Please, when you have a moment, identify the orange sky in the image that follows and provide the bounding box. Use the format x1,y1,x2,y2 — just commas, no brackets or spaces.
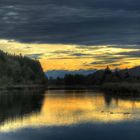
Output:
0,39,140,71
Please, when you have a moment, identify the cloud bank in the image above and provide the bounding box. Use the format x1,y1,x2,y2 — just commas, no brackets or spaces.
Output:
0,0,140,45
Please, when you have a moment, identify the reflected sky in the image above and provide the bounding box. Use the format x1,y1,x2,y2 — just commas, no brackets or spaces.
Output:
1,90,140,132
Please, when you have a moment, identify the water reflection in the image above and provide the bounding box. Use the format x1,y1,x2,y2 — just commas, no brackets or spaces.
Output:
0,89,45,131
0,90,140,132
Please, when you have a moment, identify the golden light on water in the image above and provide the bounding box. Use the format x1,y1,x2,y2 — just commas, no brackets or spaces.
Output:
0,39,140,71
1,92,140,132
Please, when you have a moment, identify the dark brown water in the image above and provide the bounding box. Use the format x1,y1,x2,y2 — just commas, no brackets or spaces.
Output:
0,90,140,140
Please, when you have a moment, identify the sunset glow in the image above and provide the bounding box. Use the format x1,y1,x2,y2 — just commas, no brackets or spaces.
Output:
0,40,140,71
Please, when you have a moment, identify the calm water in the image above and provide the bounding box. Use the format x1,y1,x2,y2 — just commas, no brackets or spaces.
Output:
0,90,140,140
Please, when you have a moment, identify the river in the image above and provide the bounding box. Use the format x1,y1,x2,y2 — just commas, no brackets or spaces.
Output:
0,89,140,140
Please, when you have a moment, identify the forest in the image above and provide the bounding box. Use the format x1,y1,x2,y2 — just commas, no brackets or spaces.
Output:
48,66,140,85
0,50,47,87
48,66,140,93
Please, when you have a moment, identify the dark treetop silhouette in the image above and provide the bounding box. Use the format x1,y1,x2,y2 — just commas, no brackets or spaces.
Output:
48,66,140,94
48,66,140,85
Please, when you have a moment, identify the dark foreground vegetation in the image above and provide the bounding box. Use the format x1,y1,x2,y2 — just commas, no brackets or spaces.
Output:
48,66,140,94
0,50,47,88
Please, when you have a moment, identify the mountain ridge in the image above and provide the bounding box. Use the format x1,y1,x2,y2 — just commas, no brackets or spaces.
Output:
46,69,96,79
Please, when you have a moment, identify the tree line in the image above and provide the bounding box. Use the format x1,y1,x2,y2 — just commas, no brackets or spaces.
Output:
48,66,140,86
0,50,47,86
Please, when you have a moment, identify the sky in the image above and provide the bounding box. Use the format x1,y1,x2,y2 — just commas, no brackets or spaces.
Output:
0,0,140,71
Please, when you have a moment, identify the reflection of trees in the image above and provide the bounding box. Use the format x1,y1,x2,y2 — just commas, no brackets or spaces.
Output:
103,94,112,106
0,89,45,124
103,92,140,108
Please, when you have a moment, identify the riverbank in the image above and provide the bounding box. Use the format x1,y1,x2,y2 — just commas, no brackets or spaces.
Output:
47,83,140,97
46,85,100,90
1,83,140,98
0,84,46,90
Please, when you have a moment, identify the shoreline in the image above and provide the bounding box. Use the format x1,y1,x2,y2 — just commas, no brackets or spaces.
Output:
0,85,46,90
46,85,100,90
0,83,140,97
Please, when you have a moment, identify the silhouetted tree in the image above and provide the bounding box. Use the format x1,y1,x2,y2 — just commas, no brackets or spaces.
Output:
100,66,112,84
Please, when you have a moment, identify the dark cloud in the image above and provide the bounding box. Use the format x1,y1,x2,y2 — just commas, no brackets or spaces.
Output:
25,53,43,59
51,50,73,55
95,58,121,64
51,50,94,58
108,45,140,49
75,45,104,50
0,0,140,46
117,50,140,57
71,53,91,57
84,55,126,66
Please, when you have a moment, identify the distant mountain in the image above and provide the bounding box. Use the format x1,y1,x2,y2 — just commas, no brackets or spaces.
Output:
128,66,140,77
118,66,140,77
46,66,140,80
46,69,96,79
47,66,140,86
